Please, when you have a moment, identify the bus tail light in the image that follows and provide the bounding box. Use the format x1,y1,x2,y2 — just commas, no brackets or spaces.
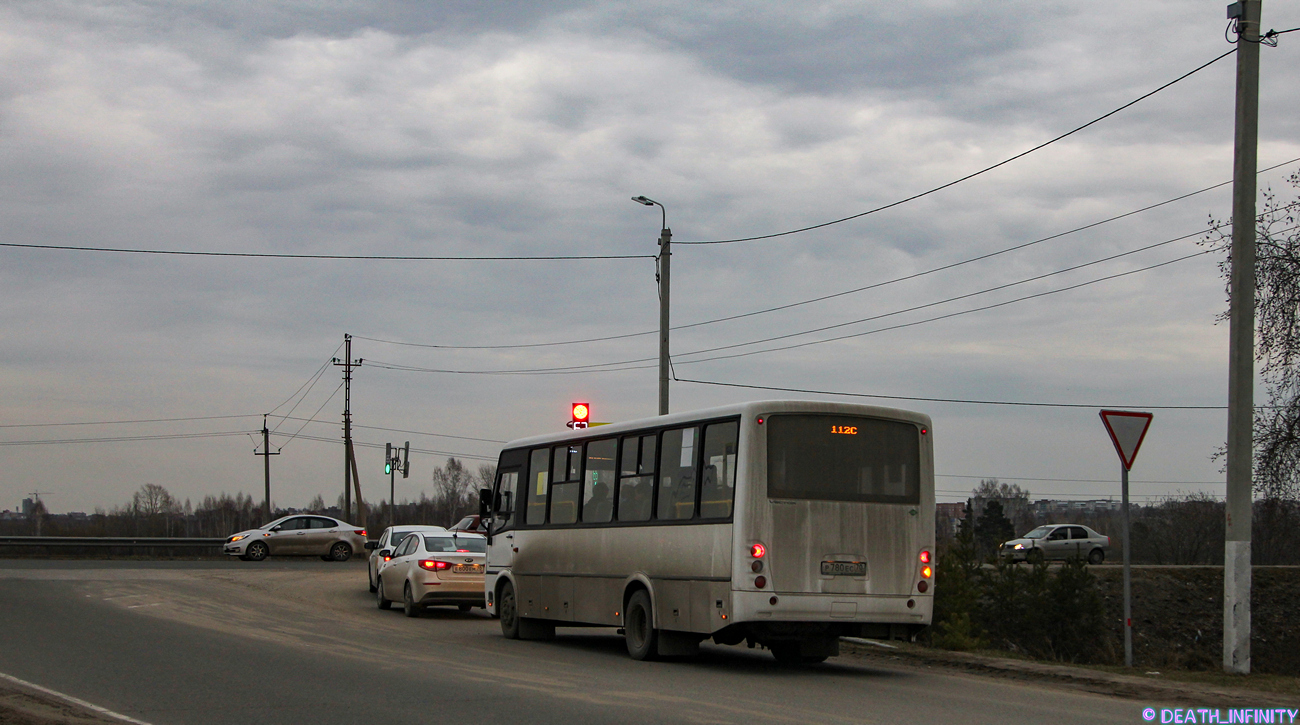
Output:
917,580,928,593
420,560,451,570
754,575,767,589
921,565,932,579
919,550,931,564
750,543,766,559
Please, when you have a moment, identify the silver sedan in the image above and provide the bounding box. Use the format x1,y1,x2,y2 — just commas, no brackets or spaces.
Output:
375,532,486,617
224,515,367,562
1001,524,1110,564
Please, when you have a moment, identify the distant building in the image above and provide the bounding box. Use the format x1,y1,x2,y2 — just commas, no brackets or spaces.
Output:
21,498,36,517
935,502,966,538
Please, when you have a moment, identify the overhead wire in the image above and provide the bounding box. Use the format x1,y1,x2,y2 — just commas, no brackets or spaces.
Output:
352,158,1300,353
366,235,1223,377
268,414,507,444
0,414,258,428
269,357,337,435
672,377,1225,410
676,48,1237,245
0,430,256,446
266,430,498,462
0,242,655,261
275,382,344,452
669,250,1215,367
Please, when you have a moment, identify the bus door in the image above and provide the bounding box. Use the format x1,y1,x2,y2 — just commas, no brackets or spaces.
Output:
488,466,520,572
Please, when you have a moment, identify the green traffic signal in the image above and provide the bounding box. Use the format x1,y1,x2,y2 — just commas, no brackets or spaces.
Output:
385,461,392,475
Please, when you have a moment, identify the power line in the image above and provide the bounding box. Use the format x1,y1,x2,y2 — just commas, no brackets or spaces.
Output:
267,430,498,462
671,250,1213,366
369,246,1213,377
352,158,1299,353
678,49,1237,245
269,356,338,435
0,414,258,429
275,382,344,452
269,414,507,444
0,430,255,446
0,242,654,261
673,377,1224,410
671,228,1244,362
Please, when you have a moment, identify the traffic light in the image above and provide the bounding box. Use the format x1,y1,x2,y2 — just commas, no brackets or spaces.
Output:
401,441,410,478
384,443,393,475
571,402,590,429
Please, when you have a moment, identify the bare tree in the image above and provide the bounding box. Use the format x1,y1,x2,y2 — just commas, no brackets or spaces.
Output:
1203,170,1300,498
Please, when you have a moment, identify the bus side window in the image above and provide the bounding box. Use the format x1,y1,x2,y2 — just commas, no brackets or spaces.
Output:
526,448,549,526
699,421,738,519
618,434,654,522
582,438,616,523
657,427,698,521
549,445,581,525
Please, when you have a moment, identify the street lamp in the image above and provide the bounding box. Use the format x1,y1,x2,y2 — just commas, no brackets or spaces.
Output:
632,196,671,415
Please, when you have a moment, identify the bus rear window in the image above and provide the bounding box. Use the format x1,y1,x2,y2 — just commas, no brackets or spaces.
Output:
767,414,920,504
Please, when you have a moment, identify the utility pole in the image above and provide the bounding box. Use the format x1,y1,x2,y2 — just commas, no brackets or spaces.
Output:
333,334,363,523
632,196,671,415
1224,0,1261,676
254,414,279,523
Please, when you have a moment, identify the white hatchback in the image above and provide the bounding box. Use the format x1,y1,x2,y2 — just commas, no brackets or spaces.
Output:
375,532,486,617
364,525,447,592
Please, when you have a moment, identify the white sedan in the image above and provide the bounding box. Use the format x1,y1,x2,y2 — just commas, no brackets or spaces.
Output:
375,532,486,617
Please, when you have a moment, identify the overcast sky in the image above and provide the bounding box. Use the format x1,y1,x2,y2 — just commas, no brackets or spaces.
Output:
3,0,1298,517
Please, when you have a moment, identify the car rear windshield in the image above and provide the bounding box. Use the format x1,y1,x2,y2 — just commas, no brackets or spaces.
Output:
767,414,921,504
424,536,486,553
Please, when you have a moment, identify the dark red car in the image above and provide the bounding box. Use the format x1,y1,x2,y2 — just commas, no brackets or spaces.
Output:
449,515,489,534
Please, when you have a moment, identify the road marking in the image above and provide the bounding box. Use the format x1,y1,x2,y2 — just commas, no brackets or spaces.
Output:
0,671,154,725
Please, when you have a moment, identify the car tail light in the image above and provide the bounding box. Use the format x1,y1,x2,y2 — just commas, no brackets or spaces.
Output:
919,551,931,564
419,560,451,570
355,529,366,537
383,556,392,562
750,543,766,559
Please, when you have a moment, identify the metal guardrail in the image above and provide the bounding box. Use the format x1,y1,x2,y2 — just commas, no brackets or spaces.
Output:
0,536,226,548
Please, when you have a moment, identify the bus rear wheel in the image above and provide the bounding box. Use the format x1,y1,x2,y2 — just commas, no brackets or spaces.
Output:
624,590,657,661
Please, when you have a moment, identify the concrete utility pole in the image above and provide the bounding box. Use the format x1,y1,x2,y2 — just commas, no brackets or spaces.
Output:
333,334,363,523
1224,0,1261,676
255,414,279,523
632,196,671,415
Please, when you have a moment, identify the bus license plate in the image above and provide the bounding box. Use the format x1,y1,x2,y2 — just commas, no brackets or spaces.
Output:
453,564,483,573
821,561,866,576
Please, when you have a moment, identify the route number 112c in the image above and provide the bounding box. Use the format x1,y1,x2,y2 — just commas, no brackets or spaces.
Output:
830,425,858,435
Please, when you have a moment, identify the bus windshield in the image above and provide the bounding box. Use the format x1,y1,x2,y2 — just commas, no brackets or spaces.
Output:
766,414,920,504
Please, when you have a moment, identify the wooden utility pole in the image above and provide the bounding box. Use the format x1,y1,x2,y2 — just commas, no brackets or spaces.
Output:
333,334,363,524
1224,0,1260,675
255,414,279,523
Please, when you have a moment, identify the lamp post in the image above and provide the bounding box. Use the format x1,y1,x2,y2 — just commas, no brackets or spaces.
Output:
632,196,670,415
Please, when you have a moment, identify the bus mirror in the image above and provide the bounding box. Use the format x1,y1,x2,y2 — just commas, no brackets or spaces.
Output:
478,488,491,518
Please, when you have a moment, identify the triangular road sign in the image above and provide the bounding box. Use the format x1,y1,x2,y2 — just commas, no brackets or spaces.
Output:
1099,409,1154,470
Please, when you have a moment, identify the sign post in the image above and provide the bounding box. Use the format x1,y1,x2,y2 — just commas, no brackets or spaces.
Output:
1099,409,1154,668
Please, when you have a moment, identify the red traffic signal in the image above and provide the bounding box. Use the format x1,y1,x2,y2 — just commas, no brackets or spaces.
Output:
570,402,590,429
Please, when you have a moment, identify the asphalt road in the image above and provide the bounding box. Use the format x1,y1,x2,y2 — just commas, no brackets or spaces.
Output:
0,558,1149,725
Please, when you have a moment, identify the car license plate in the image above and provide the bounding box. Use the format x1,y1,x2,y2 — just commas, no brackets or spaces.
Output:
452,564,482,573
821,561,866,576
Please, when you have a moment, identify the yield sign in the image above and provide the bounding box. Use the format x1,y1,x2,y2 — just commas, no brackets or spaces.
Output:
1099,410,1154,470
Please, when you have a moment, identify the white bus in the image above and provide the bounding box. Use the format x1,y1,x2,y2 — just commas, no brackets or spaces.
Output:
481,400,934,663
